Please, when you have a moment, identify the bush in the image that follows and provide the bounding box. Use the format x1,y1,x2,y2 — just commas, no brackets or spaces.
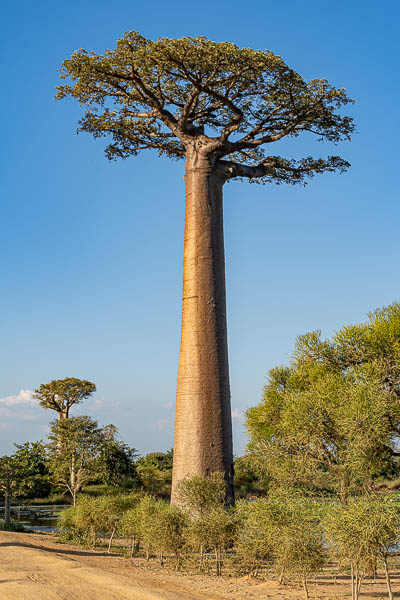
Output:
58,493,138,548
0,520,26,532
177,472,226,518
120,507,141,556
187,506,237,575
234,498,275,577
324,495,400,600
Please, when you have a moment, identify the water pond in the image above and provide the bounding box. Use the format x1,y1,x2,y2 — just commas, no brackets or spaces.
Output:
2,505,69,532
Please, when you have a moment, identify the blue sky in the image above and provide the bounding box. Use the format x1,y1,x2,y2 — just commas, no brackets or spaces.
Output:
1,0,399,456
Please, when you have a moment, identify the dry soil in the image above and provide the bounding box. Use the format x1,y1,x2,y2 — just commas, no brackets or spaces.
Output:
1,530,399,599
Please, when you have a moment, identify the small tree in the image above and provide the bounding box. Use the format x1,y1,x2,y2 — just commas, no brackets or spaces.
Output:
187,506,237,576
134,495,163,560
98,428,138,487
234,498,276,578
58,496,100,546
12,441,50,498
324,495,400,600
177,471,227,571
47,416,105,505
272,502,325,600
0,455,26,525
34,377,96,422
96,494,138,552
235,492,324,594
149,503,188,567
120,507,141,556
177,472,226,518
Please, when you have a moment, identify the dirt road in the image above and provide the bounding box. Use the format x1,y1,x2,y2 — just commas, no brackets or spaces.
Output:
0,531,220,600
1,530,399,599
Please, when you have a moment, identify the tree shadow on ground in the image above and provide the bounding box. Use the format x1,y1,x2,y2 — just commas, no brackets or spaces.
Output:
0,541,115,557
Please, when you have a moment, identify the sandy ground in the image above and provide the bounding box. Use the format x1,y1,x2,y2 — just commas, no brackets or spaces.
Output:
1,530,399,600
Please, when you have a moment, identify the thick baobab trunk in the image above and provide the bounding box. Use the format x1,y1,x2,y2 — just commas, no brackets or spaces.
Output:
171,151,234,505
58,409,69,422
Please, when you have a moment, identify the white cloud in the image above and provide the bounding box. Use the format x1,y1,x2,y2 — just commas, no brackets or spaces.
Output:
232,408,244,421
80,398,121,413
151,418,171,432
0,389,37,406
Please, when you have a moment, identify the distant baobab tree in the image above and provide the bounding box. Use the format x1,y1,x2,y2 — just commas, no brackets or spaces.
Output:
56,32,354,504
34,377,96,422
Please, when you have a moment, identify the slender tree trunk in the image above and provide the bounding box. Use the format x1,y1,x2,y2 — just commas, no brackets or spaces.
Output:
302,576,309,600
351,564,354,600
4,477,11,526
71,455,77,506
171,151,234,505
383,556,393,600
108,525,116,553
215,548,221,576
199,543,204,572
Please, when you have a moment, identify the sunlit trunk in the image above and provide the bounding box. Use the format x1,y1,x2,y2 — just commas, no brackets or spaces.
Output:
171,151,234,505
57,409,69,422
4,476,11,526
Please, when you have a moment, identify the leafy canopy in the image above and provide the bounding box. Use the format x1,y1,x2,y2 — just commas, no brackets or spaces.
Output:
47,415,106,501
34,377,96,416
57,31,354,184
246,303,400,498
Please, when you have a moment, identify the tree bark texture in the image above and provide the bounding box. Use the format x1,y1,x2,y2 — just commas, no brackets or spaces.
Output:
57,409,69,422
171,152,234,505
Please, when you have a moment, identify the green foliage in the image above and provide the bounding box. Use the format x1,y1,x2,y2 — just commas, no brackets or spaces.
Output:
135,451,173,495
233,455,269,497
12,441,50,498
58,505,84,544
119,507,141,555
270,492,325,598
98,427,138,487
323,495,400,600
187,507,237,575
234,490,325,591
136,450,173,471
134,495,165,560
246,303,400,499
0,520,27,532
324,496,399,566
58,493,138,546
0,454,31,499
34,377,96,418
234,498,276,576
47,416,106,504
57,32,354,185
140,499,188,566
177,472,226,518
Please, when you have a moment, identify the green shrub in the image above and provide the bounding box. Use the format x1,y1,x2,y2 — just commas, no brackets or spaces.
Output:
177,472,226,518
234,498,275,577
0,520,26,532
187,506,237,575
324,495,400,600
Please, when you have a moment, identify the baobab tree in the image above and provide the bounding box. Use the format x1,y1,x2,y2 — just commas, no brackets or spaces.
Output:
34,377,96,422
56,32,354,504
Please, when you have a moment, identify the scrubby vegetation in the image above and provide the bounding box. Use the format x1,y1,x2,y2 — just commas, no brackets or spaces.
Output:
3,303,400,599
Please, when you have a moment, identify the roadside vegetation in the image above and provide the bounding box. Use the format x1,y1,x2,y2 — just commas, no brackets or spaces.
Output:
2,303,400,599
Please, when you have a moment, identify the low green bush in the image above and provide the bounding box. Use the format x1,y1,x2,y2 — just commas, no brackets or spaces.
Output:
0,520,27,532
